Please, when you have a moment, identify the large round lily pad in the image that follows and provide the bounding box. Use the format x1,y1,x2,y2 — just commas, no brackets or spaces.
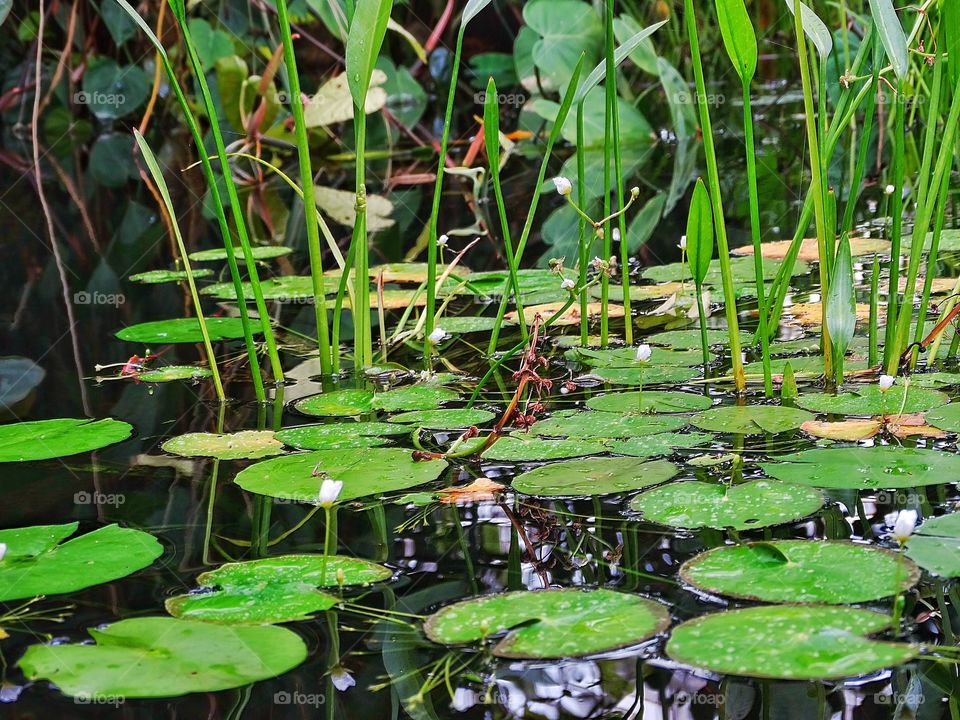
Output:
234,447,448,502
294,389,375,417
528,410,687,439
796,385,948,415
606,432,714,458
481,435,608,462
906,513,960,577
0,523,162,601
424,589,670,659
666,605,919,680
162,431,284,460
681,540,918,603
760,446,960,489
589,365,702,385
630,480,824,531
19,617,307,698
135,365,213,382
513,457,678,497
116,317,254,344
568,346,705,368
386,408,496,427
166,555,391,624
925,403,960,433
692,405,814,434
275,422,405,450
0,418,133,462
647,328,751,350
585,390,712,414
372,385,459,412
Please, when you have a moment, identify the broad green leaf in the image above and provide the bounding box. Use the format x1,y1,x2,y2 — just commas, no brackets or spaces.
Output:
826,233,857,360
643,256,806,286
715,0,757,81
786,0,833,59
19,617,307,697
567,346,705,368
685,178,713,286
528,409,688,439
586,390,712,414
186,18,234,69
345,0,393,107
162,431,284,460
513,457,677,497
667,606,919,680
574,19,667,102
523,0,603,90
692,405,814,434
923,402,960,433
0,418,132,462
81,58,150,119
613,15,659,74
869,0,909,78
907,514,960,577
425,589,670,659
116,317,253,344
796,384,948,415
0,523,162,601
462,0,493,25
681,540,918,603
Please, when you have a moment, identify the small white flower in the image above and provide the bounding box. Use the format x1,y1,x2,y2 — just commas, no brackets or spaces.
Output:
552,176,573,196
630,186,640,198
891,509,918,544
879,374,896,392
330,665,356,692
885,184,896,195
560,385,570,395
437,234,449,247
560,278,575,291
679,235,687,250
428,327,446,344
611,228,621,243
318,478,343,508
635,344,652,362
0,543,6,561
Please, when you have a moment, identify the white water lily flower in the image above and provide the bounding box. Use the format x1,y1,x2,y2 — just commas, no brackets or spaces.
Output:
552,176,573,196
318,478,344,508
0,543,6,561
437,234,449,247
330,665,356,692
879,374,896,392
679,235,687,250
428,327,446,344
560,278,575,291
891,509,919,544
635,344,652,362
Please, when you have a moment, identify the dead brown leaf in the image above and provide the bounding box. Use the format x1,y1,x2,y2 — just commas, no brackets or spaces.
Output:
437,478,506,504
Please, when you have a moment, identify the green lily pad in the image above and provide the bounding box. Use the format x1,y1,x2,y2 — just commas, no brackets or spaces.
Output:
528,409,688,439
513,457,677,497
275,422,405,450
424,589,670,659
910,372,960,388
906,514,960,577
482,435,608,462
642,256,808,285
294,389,375,417
166,555,391,624
464,268,559,300
666,605,919,680
760,446,960,489
441,316,499,334
135,365,213,382
128,269,213,284
386,408,496,427
202,276,314,301
606,432,714,458
235,447,448,502
681,540,918,603
162,431,284,460
630,480,825,531
648,328,751,350
567,346,705,368
587,282,689,302
586,390,712,414
925,403,960,433
116,317,254,344
189,245,292,262
19,617,307,698
589,365,702,385
0,418,133,462
796,385,948,415
692,405,815,434
372,385,459,412
0,523,162,601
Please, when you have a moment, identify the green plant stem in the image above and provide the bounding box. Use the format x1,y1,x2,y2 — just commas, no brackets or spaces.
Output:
577,102,589,346
841,55,879,235
352,108,373,368
275,0,333,375
683,0,745,391
882,77,907,373
696,284,709,367
870,255,880,366
913,169,952,366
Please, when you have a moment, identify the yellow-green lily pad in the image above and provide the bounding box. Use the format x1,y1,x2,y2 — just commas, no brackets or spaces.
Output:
513,457,678,497
162,431,284,460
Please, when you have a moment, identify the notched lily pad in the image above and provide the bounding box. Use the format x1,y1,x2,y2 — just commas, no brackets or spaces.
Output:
162,431,284,460
0,418,133,462
512,457,678,497
295,389,375,417
116,317,254,344
925,403,960,433
605,431,714,459
482,435,607,462
907,514,960,577
372,385,459,412
386,408,496,427
666,605,919,680
424,589,670,659
528,409,688,439
796,385,948,415
275,422,404,450
585,390,712,414
692,405,814,434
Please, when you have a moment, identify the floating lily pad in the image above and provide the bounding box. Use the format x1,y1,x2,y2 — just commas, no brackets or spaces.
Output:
760,446,960,489
424,589,670,659
19,617,307,698
642,256,806,285
372,385,459,412
588,282,686,302
666,605,919,680
235,447,448,502
482,435,608,462
202,276,315,301
586,390,712,414
567,346,705,368
925,403,960,433
906,514,960,577
440,316,499,334
505,301,624,326
162,431,284,460
692,405,814,434
630,480,824,531
528,409,688,439
116,317,254,344
796,385,948,415
733,236,890,262
189,245,292,262
294,389,375,417
166,555,391,624
911,372,960,388
386,408,496,427
589,365,702,385
647,328,750,349
135,365,213,382
465,269,562,300
0,418,133,462
606,431,714,458
0,523,162,601
129,269,213,284
681,540,918,603
275,422,405,450
513,457,678,497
